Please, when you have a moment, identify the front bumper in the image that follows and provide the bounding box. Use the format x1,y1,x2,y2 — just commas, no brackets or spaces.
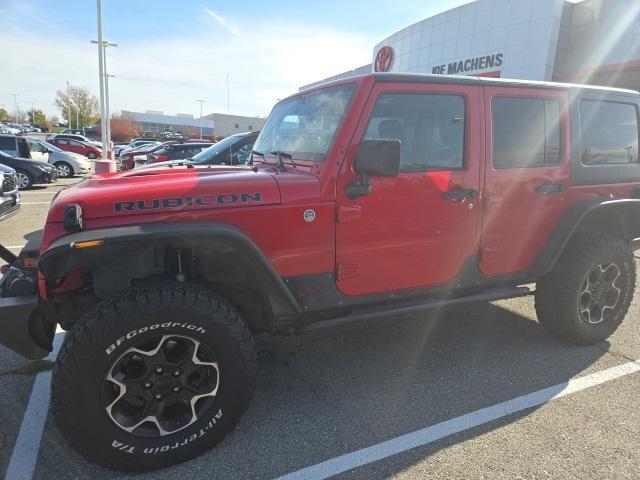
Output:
0,192,20,221
35,170,58,184
0,246,52,359
0,295,49,359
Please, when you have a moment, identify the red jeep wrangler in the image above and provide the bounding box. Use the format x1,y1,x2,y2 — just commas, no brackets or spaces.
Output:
1,73,639,471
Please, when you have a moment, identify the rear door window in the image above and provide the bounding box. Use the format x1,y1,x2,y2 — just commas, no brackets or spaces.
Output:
580,100,639,165
492,97,561,168
0,137,16,151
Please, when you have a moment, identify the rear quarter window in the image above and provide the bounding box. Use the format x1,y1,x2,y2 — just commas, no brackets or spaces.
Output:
579,100,639,165
492,97,561,169
0,137,16,151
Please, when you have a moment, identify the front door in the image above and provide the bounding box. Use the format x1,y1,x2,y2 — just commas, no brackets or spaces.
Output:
336,83,483,296
480,87,571,276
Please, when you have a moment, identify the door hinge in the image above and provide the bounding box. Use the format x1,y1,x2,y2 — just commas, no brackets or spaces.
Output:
337,263,359,281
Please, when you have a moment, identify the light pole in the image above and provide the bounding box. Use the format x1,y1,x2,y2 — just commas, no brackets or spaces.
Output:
91,39,117,156
196,99,206,139
10,93,18,123
28,102,35,125
94,0,108,170
71,88,80,130
66,81,72,128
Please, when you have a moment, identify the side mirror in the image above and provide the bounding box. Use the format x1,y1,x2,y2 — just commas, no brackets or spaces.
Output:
346,139,400,199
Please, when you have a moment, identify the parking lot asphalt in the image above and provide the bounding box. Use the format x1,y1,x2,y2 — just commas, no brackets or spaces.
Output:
1,176,640,479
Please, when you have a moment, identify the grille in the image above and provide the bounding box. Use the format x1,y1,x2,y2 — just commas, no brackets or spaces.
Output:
2,173,17,193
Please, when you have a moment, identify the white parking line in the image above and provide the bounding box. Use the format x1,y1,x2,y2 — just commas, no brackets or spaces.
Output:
275,360,640,480
4,246,24,250
21,202,52,205
5,331,65,480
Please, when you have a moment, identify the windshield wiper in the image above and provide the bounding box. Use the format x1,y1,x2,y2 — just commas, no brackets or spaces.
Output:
249,150,264,165
270,150,291,171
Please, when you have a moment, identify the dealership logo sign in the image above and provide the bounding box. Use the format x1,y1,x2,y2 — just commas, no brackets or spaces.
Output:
432,53,503,75
375,46,394,72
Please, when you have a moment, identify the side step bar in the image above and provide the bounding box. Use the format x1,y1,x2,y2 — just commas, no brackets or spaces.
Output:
300,286,532,333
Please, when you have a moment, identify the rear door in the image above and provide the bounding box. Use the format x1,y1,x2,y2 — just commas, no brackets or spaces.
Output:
68,140,86,155
480,87,571,276
335,82,483,296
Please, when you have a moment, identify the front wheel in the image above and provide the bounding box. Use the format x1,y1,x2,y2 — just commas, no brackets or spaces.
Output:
52,282,257,471
54,161,74,178
15,170,33,189
535,233,636,345
87,152,97,159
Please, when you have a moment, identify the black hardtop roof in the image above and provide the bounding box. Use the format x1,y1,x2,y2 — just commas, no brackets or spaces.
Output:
369,72,639,97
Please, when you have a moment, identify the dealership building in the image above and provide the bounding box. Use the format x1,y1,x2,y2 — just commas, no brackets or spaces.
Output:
121,110,266,138
304,0,640,90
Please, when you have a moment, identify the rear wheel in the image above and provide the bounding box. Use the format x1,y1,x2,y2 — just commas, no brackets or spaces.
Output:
15,170,33,189
535,233,635,345
54,161,74,178
87,151,98,159
52,282,257,471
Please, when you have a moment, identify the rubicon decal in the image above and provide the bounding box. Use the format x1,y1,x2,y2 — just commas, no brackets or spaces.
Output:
114,192,262,213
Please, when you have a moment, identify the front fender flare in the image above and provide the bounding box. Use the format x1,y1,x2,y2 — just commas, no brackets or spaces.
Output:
38,222,302,320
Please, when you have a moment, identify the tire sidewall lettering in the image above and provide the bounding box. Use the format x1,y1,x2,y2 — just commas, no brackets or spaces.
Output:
109,409,224,455
105,322,207,356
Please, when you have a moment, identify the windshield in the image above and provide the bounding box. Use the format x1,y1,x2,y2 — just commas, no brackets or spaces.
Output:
191,134,246,164
253,83,356,161
42,140,63,152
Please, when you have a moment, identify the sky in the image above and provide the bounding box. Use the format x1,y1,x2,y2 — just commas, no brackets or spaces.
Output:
0,0,473,120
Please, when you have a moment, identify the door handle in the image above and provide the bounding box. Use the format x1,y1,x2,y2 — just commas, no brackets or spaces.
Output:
443,189,479,201
535,183,565,194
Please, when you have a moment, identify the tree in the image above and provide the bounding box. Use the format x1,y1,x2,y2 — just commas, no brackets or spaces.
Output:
54,85,99,129
109,112,141,142
27,108,46,124
0,108,7,122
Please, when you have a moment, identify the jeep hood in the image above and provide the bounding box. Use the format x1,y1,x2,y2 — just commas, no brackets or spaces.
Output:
47,165,280,222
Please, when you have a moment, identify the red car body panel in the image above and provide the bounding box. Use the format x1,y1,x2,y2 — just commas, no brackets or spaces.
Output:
36,74,640,301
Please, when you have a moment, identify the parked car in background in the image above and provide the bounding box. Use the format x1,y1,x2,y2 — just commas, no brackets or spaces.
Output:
116,139,157,158
0,163,20,221
0,151,57,189
112,143,130,157
46,133,102,149
32,124,50,133
142,131,258,168
0,124,21,135
48,137,102,159
143,142,213,167
0,134,31,158
119,142,163,170
26,137,92,178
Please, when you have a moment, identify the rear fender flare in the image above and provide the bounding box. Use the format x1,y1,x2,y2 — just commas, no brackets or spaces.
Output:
530,199,640,276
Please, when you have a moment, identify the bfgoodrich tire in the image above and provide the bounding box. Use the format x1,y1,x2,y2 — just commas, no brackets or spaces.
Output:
52,282,257,471
535,233,636,345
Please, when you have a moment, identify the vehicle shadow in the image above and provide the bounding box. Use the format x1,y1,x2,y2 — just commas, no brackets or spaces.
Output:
33,298,610,479
22,229,43,251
